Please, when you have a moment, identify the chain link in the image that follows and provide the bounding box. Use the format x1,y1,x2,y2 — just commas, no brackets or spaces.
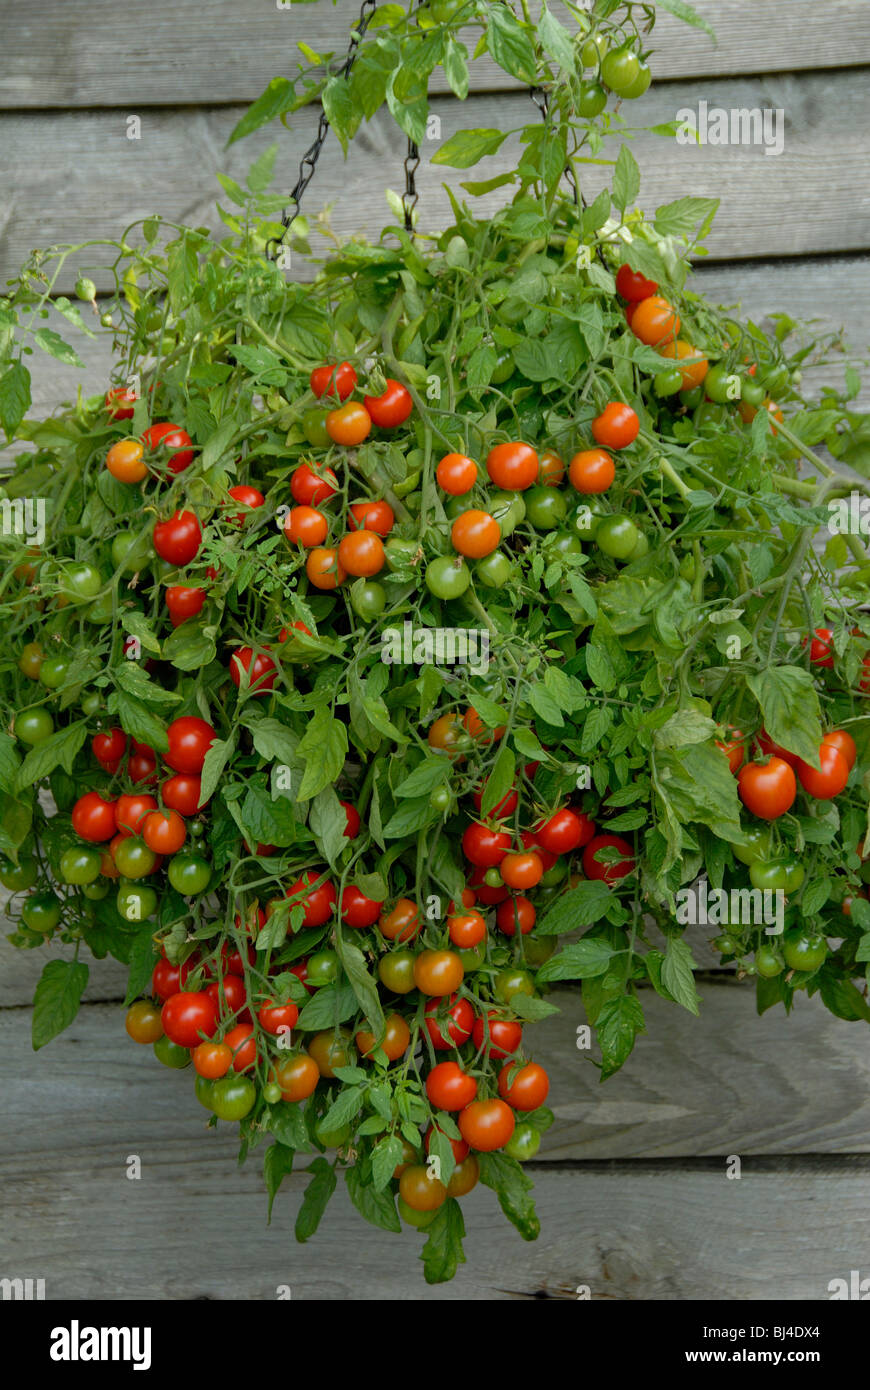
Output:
402,139,421,232
267,0,379,261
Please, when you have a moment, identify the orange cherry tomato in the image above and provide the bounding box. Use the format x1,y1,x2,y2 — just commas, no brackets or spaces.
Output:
378,897,421,943
658,339,709,390
193,1040,233,1079
464,707,506,743
486,441,539,491
451,509,501,559
413,949,465,997
568,447,614,494
306,547,346,590
326,401,372,446
337,529,385,577
591,402,639,450
356,1012,411,1060
348,500,394,535
436,453,479,495
538,450,565,486
499,852,544,890
631,295,680,346
106,438,147,483
271,1052,320,1102
142,808,187,855
284,505,328,547
448,910,487,948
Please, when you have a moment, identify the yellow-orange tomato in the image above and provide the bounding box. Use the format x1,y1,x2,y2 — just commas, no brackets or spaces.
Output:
356,1012,411,1060
306,547,346,590
631,295,681,346
193,1040,233,1078
538,450,565,486
427,713,468,758
106,438,147,483
658,339,709,390
499,851,544,890
399,1164,447,1212
447,1154,480,1196
270,1052,320,1101
378,897,421,943
413,948,464,997
568,448,614,494
284,505,328,547
451,509,501,559
326,401,372,446
464,706,505,742
337,529,385,576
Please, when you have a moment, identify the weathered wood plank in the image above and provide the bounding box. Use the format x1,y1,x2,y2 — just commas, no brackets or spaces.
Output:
2,987,869,1161
2,1124,868,1299
1,71,869,288
0,0,866,109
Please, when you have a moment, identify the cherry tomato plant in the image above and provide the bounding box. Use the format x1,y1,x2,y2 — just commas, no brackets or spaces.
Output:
1,0,869,1286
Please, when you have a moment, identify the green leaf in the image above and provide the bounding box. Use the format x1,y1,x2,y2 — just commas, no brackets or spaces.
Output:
109,692,170,754
486,5,537,83
199,736,235,807
246,142,278,193
297,707,347,800
335,931,384,1033
309,784,348,869
249,717,301,768
746,666,823,767
372,1134,406,1192
660,936,700,1015
654,195,719,239
596,994,645,1080
421,1199,467,1284
509,994,560,1021
526,682,564,728
33,328,85,368
537,881,615,935
431,129,508,170
393,758,449,799
459,171,515,197
481,743,515,818
345,1162,401,1233
381,796,434,839
612,145,641,213
120,610,161,655
443,38,469,99
0,731,22,795
538,6,576,74
167,236,198,315
32,960,89,1050
477,1152,540,1241
113,663,182,708
240,782,298,848
295,1157,336,1242
16,722,89,792
161,620,217,671
818,967,870,1023
295,982,359,1030
0,361,32,437
264,1141,296,1223
124,930,158,1006
269,1101,310,1151
321,75,356,154
537,938,616,981
655,0,717,40
228,77,294,146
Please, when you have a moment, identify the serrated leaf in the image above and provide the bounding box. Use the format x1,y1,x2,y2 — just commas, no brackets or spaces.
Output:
32,960,89,1050
295,1158,336,1242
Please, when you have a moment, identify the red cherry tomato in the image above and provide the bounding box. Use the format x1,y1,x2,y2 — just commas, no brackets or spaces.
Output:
804,626,834,668
495,895,536,936
165,585,206,628
341,884,384,928
363,379,413,428
310,361,357,401
142,422,194,475
582,833,636,883
165,716,217,774
424,994,474,1050
591,402,639,450
229,646,277,695
226,485,265,525
737,758,797,820
615,264,658,302
796,743,850,800
348,499,394,536
535,807,595,854
71,792,117,842
462,821,511,868
92,728,127,767
290,464,338,506
161,774,203,816
152,510,202,566
472,1012,522,1059
161,990,218,1047
286,871,336,927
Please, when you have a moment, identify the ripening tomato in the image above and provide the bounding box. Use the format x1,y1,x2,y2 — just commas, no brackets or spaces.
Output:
105,384,138,419
822,729,856,770
657,339,709,390
568,448,615,494
755,728,799,767
458,1098,515,1152
399,1165,447,1214
271,1052,320,1102
499,852,543,890
436,453,478,495
425,1061,477,1111
165,716,216,774
427,713,468,758
716,726,745,774
631,295,680,346
364,379,413,428
379,897,421,943
738,758,797,819
472,1013,522,1059
498,1061,549,1111
226,485,265,524
467,864,510,904
310,361,357,401
536,808,592,854
462,822,511,868
230,646,277,695
348,499,394,535
424,994,474,1050
451,509,501,559
142,808,186,855
286,871,336,927
538,450,565,486
341,884,384,928
463,707,506,743
796,743,850,800
337,529,385,577
106,438,147,483
161,774,202,816
495,895,536,936
582,833,636,883
486,441,539,491
165,585,206,628
152,511,202,566
72,792,117,842
125,1000,164,1044
414,948,464,997
307,1028,354,1079
193,1041,233,1079
448,910,487,948
591,402,639,450
161,990,218,1047
283,505,329,548
92,728,127,767
616,264,658,301
142,422,194,475
805,627,834,668
258,998,299,1035
306,547,346,590
326,401,372,445
290,464,338,506
356,1012,411,1061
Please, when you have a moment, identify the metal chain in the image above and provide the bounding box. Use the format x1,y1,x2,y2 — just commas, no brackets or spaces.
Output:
402,139,420,232
267,0,379,261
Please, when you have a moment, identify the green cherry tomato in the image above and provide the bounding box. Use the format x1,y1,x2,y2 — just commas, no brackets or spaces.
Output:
398,1195,439,1229
350,578,387,620
425,555,471,600
211,1074,257,1121
307,949,340,986
484,868,504,888
620,60,651,99
760,363,789,395
540,859,569,888
429,784,452,814
384,538,419,572
755,944,784,978
580,33,608,67
18,642,44,680
628,531,649,561
490,351,514,385
705,364,743,404
154,1035,192,1069
316,1117,353,1149
86,592,115,624
21,891,62,934
654,368,684,398
504,1122,541,1161
60,847,103,885
82,879,110,900
713,935,738,955
457,942,486,972
570,500,604,541
782,930,827,973
731,827,772,865
543,530,583,561
59,563,103,602
740,378,766,408
15,709,54,745
377,949,417,994
0,857,38,891
112,529,153,573
39,657,70,689
116,881,158,922
494,968,535,1005
167,853,212,895
694,401,729,431
679,386,704,411
524,485,568,531
601,46,640,94
595,514,639,560
749,860,789,892
489,491,526,539
783,861,805,893
475,550,513,589
81,692,102,718
195,1075,218,1111
522,935,556,966
263,1081,282,1105
302,407,331,449
577,81,607,117
112,837,158,879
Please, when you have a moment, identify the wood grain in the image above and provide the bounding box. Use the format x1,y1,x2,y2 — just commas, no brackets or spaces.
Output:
2,69,869,289
0,0,867,109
